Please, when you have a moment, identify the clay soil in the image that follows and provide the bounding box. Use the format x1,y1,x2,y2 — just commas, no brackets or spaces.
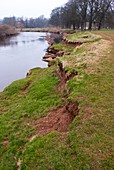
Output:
30,102,78,136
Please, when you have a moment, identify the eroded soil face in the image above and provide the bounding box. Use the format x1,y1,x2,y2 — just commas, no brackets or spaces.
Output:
30,102,79,136
30,42,80,137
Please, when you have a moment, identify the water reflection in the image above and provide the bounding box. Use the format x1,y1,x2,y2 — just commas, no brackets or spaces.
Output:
0,32,48,92
0,34,46,47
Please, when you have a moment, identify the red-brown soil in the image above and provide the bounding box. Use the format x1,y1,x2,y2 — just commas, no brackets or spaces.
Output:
30,48,79,137
30,102,79,136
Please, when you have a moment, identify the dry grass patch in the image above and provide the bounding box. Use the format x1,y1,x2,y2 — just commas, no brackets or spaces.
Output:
82,39,111,73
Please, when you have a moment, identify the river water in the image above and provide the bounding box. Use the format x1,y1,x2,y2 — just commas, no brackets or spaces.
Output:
0,32,48,92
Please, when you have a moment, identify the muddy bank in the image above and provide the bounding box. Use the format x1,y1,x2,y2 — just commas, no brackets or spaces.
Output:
29,61,79,137
43,46,64,63
28,32,80,137
43,36,83,65
34,50,79,135
30,103,79,136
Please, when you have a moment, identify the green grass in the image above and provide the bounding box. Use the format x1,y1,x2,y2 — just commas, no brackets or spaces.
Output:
66,32,101,43
0,31,114,170
21,132,92,170
0,66,62,169
52,43,74,53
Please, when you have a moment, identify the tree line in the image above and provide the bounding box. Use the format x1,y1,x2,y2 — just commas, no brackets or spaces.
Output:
0,0,114,30
49,0,114,30
1,15,48,28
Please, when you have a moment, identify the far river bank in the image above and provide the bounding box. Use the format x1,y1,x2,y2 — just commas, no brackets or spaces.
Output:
0,24,18,40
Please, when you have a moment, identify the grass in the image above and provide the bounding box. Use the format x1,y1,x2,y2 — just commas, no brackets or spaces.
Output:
66,31,101,43
21,132,92,170
0,66,62,169
0,30,114,169
51,43,74,54
19,28,75,34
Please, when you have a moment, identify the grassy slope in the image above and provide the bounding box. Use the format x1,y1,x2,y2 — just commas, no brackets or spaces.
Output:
0,31,114,170
66,31,101,43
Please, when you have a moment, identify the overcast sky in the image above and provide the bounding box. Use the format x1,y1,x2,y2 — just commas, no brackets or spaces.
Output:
0,0,67,19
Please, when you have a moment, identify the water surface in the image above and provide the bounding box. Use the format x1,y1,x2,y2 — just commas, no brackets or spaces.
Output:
0,32,48,92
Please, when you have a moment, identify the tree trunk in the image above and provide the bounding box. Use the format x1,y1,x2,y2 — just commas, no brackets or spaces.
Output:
88,18,92,30
73,23,75,30
98,18,103,30
88,9,93,30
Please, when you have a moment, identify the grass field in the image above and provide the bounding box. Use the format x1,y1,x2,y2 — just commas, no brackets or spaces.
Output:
0,30,114,170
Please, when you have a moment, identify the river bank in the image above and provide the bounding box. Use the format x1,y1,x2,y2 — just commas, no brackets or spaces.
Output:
19,27,76,34
0,24,18,40
0,30,114,169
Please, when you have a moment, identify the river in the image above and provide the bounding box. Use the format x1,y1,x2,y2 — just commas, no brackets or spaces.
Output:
0,32,49,92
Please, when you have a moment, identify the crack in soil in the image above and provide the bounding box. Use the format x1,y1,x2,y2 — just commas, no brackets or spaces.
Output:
29,47,79,139
29,62,79,138
30,103,79,136
54,62,78,94
22,80,32,93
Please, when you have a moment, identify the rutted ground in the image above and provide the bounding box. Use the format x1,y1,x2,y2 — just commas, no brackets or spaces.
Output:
0,31,114,170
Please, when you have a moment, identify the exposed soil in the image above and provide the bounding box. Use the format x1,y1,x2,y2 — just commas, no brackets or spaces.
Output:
54,62,67,94
29,40,79,138
55,62,78,94
29,61,79,137
43,46,64,62
3,140,9,146
43,38,83,63
30,102,79,136
22,80,32,93
63,39,83,47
